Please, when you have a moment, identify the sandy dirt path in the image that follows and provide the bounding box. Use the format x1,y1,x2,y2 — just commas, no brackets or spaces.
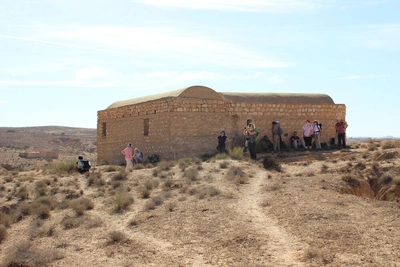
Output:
236,168,306,266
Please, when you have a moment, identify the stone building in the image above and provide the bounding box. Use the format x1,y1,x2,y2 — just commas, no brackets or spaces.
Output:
97,85,346,165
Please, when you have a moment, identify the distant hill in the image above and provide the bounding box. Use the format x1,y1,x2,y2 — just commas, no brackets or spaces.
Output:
0,126,97,170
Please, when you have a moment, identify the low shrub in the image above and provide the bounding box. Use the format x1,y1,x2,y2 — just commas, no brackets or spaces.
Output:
70,197,94,216
184,167,199,181
112,171,127,181
16,186,29,200
108,230,126,244
138,186,151,199
229,147,244,160
219,161,229,169
104,165,119,172
262,157,282,172
49,161,76,174
165,201,177,212
113,192,134,213
2,240,64,267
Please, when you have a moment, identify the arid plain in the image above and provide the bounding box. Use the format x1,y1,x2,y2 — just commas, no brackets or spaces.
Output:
1,127,400,267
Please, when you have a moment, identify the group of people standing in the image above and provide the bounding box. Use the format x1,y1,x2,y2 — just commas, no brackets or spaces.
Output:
290,118,348,150
291,120,322,150
216,117,349,162
121,144,143,171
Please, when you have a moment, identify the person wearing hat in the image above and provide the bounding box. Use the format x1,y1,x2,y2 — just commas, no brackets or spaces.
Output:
244,123,258,161
303,120,314,150
313,120,322,150
217,130,228,153
121,143,133,171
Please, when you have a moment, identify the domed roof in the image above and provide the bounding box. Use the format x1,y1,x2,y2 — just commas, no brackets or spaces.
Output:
107,85,223,109
106,85,335,109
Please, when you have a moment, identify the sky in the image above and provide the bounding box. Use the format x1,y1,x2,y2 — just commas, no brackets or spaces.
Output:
0,0,399,138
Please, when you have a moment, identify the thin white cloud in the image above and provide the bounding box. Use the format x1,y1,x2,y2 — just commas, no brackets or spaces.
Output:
0,80,133,88
134,0,322,13
0,34,137,57
0,71,266,88
1,26,294,69
338,74,392,80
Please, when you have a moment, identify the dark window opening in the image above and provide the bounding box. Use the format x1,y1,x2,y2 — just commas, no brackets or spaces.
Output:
246,119,253,126
144,118,149,136
102,122,107,137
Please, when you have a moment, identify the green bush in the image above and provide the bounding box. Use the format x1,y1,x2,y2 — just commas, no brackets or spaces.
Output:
229,147,244,160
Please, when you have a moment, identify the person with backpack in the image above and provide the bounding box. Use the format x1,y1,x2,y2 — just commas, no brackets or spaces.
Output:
303,120,314,150
271,121,280,153
313,120,322,150
133,148,143,164
76,156,91,174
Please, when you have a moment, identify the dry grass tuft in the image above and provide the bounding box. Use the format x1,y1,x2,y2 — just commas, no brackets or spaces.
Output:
104,165,119,172
16,186,29,200
342,175,360,187
29,219,56,238
184,167,199,181
138,186,151,199
374,151,399,161
113,191,134,213
87,172,106,187
162,178,174,191
226,166,248,184
165,200,177,212
382,140,400,149
112,171,127,181
229,147,244,160
61,216,85,229
3,240,64,267
70,197,94,216
262,157,282,172
219,161,229,169
107,230,126,244
133,163,145,170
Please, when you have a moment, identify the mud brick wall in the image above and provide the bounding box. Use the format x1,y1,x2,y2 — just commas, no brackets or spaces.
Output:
98,97,346,165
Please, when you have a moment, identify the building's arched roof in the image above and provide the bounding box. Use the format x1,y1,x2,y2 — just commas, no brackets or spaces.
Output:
220,92,334,104
107,86,334,109
107,85,223,109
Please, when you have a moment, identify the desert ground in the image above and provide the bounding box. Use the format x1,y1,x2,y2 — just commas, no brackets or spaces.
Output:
1,127,400,267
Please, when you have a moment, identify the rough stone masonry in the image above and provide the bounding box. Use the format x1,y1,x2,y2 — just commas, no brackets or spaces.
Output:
97,86,346,165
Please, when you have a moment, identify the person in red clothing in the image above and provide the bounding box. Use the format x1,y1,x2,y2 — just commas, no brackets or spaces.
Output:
121,143,133,171
335,119,348,148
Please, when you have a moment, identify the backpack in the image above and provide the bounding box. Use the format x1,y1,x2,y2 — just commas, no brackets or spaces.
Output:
318,123,322,130
277,125,283,136
148,154,159,163
255,127,260,140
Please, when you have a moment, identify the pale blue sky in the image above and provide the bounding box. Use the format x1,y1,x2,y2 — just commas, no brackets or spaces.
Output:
0,0,399,137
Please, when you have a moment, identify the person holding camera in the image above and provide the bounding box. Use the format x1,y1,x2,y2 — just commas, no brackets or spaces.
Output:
243,123,257,161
